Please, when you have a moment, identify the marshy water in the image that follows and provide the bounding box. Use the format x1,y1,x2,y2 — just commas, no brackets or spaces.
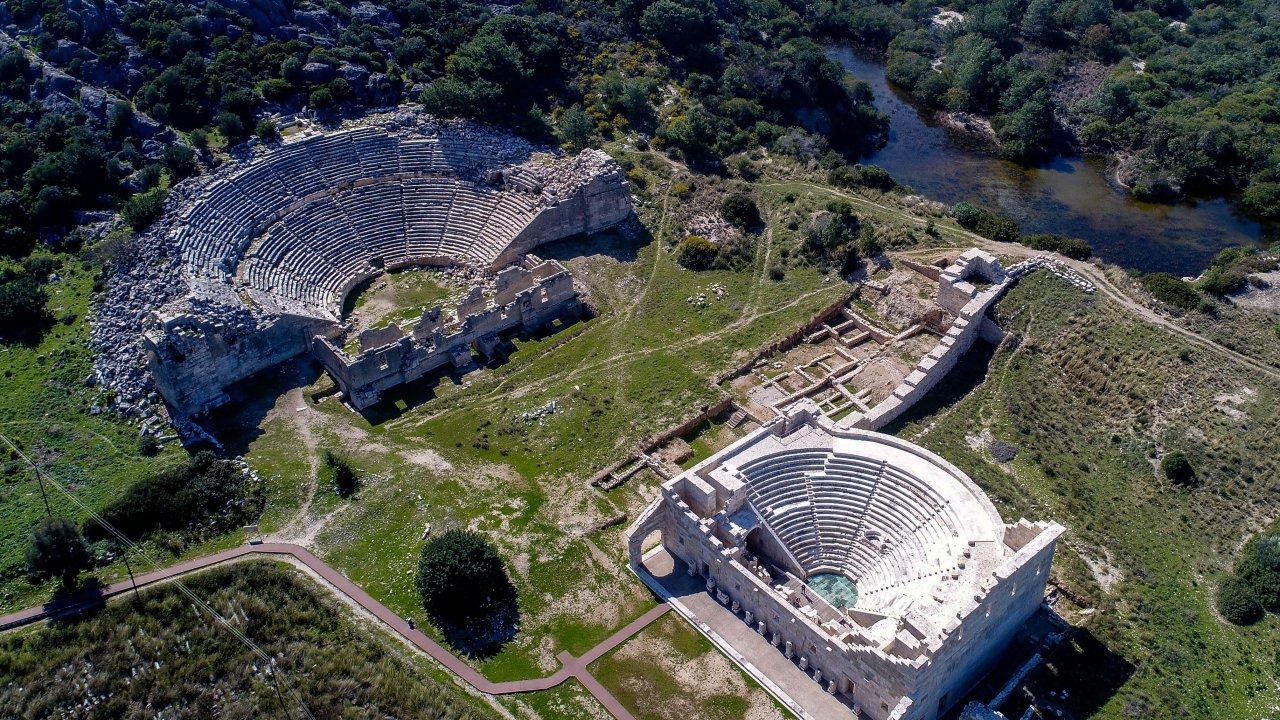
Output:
832,49,1274,276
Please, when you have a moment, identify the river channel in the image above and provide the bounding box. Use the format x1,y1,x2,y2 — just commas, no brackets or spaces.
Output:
832,49,1274,275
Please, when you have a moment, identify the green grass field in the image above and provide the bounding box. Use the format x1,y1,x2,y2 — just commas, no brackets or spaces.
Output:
589,612,788,720
6,148,1279,720
0,256,191,611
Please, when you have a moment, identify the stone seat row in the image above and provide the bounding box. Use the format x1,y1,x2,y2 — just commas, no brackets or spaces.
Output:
234,180,543,306
179,129,526,274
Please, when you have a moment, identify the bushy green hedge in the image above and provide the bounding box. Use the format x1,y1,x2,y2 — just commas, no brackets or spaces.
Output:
1218,575,1264,625
951,201,1020,244
1139,273,1200,311
120,188,169,231
1022,233,1092,260
676,235,718,270
91,451,258,542
1219,533,1280,625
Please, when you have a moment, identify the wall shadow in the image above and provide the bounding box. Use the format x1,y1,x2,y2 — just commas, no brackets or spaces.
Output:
536,223,650,265
879,338,998,435
943,613,1133,719
1021,626,1136,718
201,357,325,457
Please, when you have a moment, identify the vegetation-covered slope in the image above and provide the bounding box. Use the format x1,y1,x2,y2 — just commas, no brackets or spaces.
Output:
0,560,499,719
862,0,1280,210
894,270,1280,717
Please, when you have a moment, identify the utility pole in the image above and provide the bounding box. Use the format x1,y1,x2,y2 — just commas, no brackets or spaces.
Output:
268,664,294,720
0,433,52,517
120,546,140,605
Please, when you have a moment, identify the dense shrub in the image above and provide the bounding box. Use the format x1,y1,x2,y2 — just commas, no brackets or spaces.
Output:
1139,273,1200,311
1237,535,1280,612
1160,451,1195,486
0,274,51,341
91,451,256,542
803,205,863,274
719,194,760,231
1196,247,1277,296
1218,533,1280,625
951,202,1020,243
1218,575,1264,625
120,188,169,231
1022,233,1092,260
1241,183,1280,220
416,530,518,653
25,517,91,586
676,235,718,270
321,450,359,498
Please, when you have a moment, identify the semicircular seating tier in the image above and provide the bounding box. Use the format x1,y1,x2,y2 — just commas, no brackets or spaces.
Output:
171,125,627,318
732,433,1002,613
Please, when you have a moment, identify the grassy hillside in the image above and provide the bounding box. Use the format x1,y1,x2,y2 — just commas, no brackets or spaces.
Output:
893,270,1280,718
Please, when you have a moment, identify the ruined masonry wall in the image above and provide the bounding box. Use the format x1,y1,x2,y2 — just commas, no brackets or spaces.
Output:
843,251,1010,432
493,173,633,267
145,313,338,416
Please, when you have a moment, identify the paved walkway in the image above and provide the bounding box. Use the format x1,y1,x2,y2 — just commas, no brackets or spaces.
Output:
637,547,861,720
0,542,668,720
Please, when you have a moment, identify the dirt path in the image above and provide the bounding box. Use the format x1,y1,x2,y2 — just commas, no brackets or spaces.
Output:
265,389,325,544
0,542,669,720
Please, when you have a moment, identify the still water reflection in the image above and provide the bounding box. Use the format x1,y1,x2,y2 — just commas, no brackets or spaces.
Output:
831,49,1273,275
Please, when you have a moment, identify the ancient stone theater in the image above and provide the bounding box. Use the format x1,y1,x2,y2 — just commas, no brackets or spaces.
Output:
629,405,1063,720
92,112,631,419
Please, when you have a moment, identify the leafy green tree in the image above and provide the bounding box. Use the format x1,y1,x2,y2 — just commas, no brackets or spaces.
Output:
555,105,593,153
321,450,359,498
216,112,246,145
1218,575,1263,625
162,144,197,179
415,530,517,639
1021,0,1062,44
943,34,1004,113
676,235,717,270
255,118,280,143
1237,535,1280,612
25,517,91,587
1241,182,1280,220
1160,451,1195,485
121,188,168,231
0,274,50,340
640,0,718,51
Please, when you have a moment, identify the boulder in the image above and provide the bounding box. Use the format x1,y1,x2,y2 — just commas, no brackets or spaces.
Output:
78,84,111,122
102,0,125,26
351,1,396,26
41,91,79,115
47,39,82,65
40,67,79,97
79,58,124,88
207,0,289,33
295,7,336,34
366,72,401,107
338,62,370,89
78,1,109,39
129,112,164,139
302,62,334,84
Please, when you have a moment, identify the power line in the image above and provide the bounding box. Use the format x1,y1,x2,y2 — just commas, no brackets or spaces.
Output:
1,432,316,720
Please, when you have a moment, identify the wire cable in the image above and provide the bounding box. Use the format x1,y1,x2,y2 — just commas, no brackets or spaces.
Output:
1,432,317,720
